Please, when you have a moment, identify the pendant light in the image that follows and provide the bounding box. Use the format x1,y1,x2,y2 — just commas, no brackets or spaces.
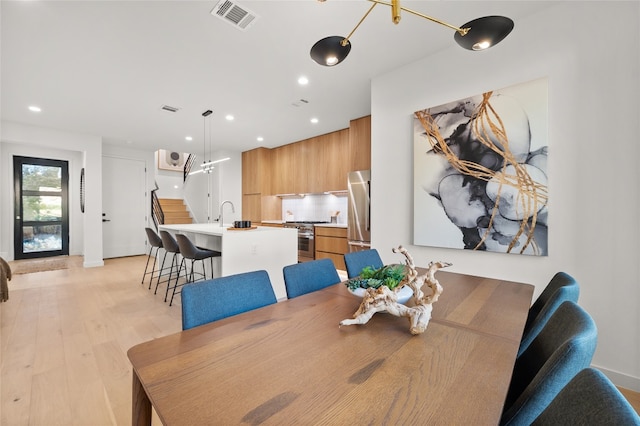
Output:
189,109,230,175
310,0,514,66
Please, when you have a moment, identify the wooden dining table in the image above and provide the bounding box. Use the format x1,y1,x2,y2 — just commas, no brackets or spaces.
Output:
127,270,533,425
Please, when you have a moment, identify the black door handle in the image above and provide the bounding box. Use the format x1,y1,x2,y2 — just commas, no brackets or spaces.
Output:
102,219,111,222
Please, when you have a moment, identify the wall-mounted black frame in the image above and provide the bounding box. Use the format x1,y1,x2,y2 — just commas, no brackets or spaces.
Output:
80,167,85,213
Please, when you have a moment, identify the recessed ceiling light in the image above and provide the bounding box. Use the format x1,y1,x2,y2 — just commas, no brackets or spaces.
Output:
257,136,264,142
310,118,319,124
298,76,309,85
225,114,234,121
185,136,193,141
28,106,41,112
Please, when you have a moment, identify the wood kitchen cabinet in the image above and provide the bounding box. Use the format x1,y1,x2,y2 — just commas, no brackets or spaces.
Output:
348,115,371,172
242,148,271,194
271,142,308,195
242,193,262,223
243,114,370,198
260,222,283,228
315,226,348,271
242,148,280,222
242,192,281,223
308,129,349,193
275,128,350,195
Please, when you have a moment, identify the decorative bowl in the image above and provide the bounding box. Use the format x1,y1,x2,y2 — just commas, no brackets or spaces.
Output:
347,285,414,305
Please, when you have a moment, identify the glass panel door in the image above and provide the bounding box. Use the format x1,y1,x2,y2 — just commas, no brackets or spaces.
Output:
13,156,69,259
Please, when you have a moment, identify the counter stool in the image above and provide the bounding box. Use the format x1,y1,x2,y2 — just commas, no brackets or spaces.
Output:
142,228,163,288
170,233,221,306
156,231,182,302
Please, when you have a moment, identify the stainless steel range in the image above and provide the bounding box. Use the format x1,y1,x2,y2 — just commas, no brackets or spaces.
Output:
283,221,329,263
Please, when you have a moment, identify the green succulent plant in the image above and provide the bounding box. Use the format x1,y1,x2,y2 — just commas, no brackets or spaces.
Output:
345,264,407,291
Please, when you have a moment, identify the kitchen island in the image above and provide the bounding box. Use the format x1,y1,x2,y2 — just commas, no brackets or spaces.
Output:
158,224,297,300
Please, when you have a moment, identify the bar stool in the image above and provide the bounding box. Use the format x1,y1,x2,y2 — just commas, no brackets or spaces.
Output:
142,228,163,288
156,231,182,302
170,233,221,306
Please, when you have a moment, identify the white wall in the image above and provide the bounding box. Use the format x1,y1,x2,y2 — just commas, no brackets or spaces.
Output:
153,150,195,200
0,124,245,264
1,141,84,256
183,168,210,223
371,1,640,389
1,121,104,267
182,150,242,225
213,150,242,226
102,143,156,230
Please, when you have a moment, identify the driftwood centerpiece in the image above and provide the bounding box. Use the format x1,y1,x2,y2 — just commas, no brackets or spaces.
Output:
340,246,451,335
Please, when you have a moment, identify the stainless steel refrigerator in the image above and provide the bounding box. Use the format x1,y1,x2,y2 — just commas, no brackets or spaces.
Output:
347,170,371,252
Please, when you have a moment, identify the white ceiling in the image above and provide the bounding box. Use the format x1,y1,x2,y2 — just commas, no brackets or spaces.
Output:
1,1,554,155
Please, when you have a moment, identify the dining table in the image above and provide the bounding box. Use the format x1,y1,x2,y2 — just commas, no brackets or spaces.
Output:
127,270,534,425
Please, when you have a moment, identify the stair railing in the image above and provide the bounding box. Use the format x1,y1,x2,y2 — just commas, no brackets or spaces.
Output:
151,182,164,230
184,154,197,182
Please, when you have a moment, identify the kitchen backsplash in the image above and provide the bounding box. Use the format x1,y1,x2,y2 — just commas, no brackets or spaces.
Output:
282,194,348,224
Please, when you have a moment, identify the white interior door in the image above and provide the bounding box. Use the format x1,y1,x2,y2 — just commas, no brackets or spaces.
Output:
102,156,146,258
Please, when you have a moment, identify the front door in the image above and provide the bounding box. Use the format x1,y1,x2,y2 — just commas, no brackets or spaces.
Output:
13,156,69,259
102,156,147,258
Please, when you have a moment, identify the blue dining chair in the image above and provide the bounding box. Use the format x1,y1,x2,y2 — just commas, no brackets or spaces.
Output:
500,301,598,426
531,368,640,425
343,249,384,279
525,272,579,330
518,272,580,356
283,258,340,299
181,270,277,330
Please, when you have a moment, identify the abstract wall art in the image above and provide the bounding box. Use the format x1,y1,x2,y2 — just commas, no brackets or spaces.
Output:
413,78,548,256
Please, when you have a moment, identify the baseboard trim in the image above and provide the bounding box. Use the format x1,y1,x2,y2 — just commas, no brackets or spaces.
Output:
594,364,640,391
83,260,105,268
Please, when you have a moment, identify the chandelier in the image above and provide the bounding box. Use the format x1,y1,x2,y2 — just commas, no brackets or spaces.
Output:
189,109,230,175
310,0,514,66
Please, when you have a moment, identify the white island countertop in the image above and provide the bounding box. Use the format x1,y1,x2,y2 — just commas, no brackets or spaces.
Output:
160,223,291,235
159,224,297,300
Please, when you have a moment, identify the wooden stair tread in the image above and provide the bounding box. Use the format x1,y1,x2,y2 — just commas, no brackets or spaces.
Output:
164,218,193,224
162,206,189,212
158,198,192,224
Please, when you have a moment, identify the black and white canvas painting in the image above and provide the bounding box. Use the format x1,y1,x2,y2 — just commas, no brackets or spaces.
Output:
413,78,548,256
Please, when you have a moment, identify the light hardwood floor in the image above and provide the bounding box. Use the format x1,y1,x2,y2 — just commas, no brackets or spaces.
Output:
2,255,639,425
1,255,181,425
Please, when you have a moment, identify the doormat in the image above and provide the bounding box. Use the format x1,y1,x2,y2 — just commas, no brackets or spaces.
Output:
10,257,69,275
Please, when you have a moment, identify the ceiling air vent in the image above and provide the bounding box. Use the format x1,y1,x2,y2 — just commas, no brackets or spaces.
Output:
160,105,180,113
211,0,259,31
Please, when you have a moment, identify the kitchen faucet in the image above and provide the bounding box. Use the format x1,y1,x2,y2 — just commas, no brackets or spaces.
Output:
219,200,235,227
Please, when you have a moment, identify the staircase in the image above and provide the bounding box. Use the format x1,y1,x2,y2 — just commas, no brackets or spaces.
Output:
158,198,193,224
